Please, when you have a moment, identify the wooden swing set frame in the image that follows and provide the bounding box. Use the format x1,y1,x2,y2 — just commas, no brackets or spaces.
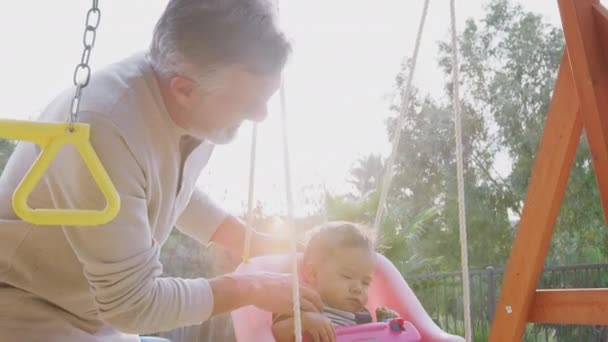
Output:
489,0,608,340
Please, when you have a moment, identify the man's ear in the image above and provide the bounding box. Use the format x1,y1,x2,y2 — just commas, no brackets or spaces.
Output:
169,76,199,111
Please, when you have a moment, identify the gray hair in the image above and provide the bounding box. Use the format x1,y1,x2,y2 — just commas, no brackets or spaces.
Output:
149,0,291,87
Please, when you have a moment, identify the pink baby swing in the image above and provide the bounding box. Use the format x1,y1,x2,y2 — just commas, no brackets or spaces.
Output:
231,253,464,341
231,0,470,341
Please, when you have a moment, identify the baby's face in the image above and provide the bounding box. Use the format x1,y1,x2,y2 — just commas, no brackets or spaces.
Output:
309,246,375,312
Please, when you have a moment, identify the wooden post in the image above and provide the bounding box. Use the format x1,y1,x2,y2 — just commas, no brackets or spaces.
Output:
488,52,582,341
560,0,608,222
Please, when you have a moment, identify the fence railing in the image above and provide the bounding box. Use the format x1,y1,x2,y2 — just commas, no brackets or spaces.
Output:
405,263,608,341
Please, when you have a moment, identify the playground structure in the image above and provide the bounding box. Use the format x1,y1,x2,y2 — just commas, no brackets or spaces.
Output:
231,253,463,341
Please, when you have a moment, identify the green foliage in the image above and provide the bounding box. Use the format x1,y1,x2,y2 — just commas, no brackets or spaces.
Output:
159,229,210,278
439,0,564,212
440,0,607,265
383,207,444,275
348,154,384,197
374,16,518,270
0,139,15,174
327,0,608,274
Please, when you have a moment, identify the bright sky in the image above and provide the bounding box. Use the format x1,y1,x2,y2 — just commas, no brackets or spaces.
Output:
0,1,563,217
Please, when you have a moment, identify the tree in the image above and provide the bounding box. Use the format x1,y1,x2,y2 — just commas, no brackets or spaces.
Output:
442,0,607,265
378,55,515,271
348,154,384,197
331,0,583,272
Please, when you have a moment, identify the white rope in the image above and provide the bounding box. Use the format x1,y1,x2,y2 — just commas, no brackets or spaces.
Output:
242,124,258,263
373,0,431,232
279,84,303,342
271,0,302,338
236,0,301,338
449,1,472,340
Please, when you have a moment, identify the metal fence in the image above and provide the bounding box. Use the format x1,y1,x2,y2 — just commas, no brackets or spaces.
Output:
405,263,608,341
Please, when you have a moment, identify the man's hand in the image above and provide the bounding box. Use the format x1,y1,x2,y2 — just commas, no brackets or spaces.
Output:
249,272,324,315
303,312,336,342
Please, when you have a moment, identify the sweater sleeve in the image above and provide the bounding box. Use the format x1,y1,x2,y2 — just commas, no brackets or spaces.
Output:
44,112,214,334
175,188,227,245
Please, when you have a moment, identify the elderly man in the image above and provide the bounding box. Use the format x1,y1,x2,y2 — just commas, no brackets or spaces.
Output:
0,0,322,341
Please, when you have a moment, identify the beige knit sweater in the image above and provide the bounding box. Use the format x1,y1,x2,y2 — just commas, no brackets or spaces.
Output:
0,53,227,341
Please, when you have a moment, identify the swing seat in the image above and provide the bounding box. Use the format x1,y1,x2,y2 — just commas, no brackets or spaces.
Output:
230,253,464,342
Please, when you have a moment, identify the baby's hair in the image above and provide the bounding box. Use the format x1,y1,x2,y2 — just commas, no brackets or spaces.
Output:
303,221,376,265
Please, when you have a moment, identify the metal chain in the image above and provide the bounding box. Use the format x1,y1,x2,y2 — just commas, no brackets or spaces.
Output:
69,0,101,131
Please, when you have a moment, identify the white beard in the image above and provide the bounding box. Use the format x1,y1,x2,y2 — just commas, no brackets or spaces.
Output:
204,125,241,145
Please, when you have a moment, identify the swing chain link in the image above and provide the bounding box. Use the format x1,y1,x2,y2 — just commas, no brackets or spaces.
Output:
69,0,100,132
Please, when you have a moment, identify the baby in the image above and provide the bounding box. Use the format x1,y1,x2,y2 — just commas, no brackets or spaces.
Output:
272,221,398,342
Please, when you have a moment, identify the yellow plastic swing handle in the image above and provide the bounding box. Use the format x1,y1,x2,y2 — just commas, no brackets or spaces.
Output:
0,119,120,226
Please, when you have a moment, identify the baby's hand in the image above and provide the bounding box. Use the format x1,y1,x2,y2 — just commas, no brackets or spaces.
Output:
376,306,400,321
302,312,336,342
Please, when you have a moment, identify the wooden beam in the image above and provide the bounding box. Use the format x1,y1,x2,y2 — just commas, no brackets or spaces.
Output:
529,289,608,325
559,0,608,223
592,3,608,65
488,53,582,341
